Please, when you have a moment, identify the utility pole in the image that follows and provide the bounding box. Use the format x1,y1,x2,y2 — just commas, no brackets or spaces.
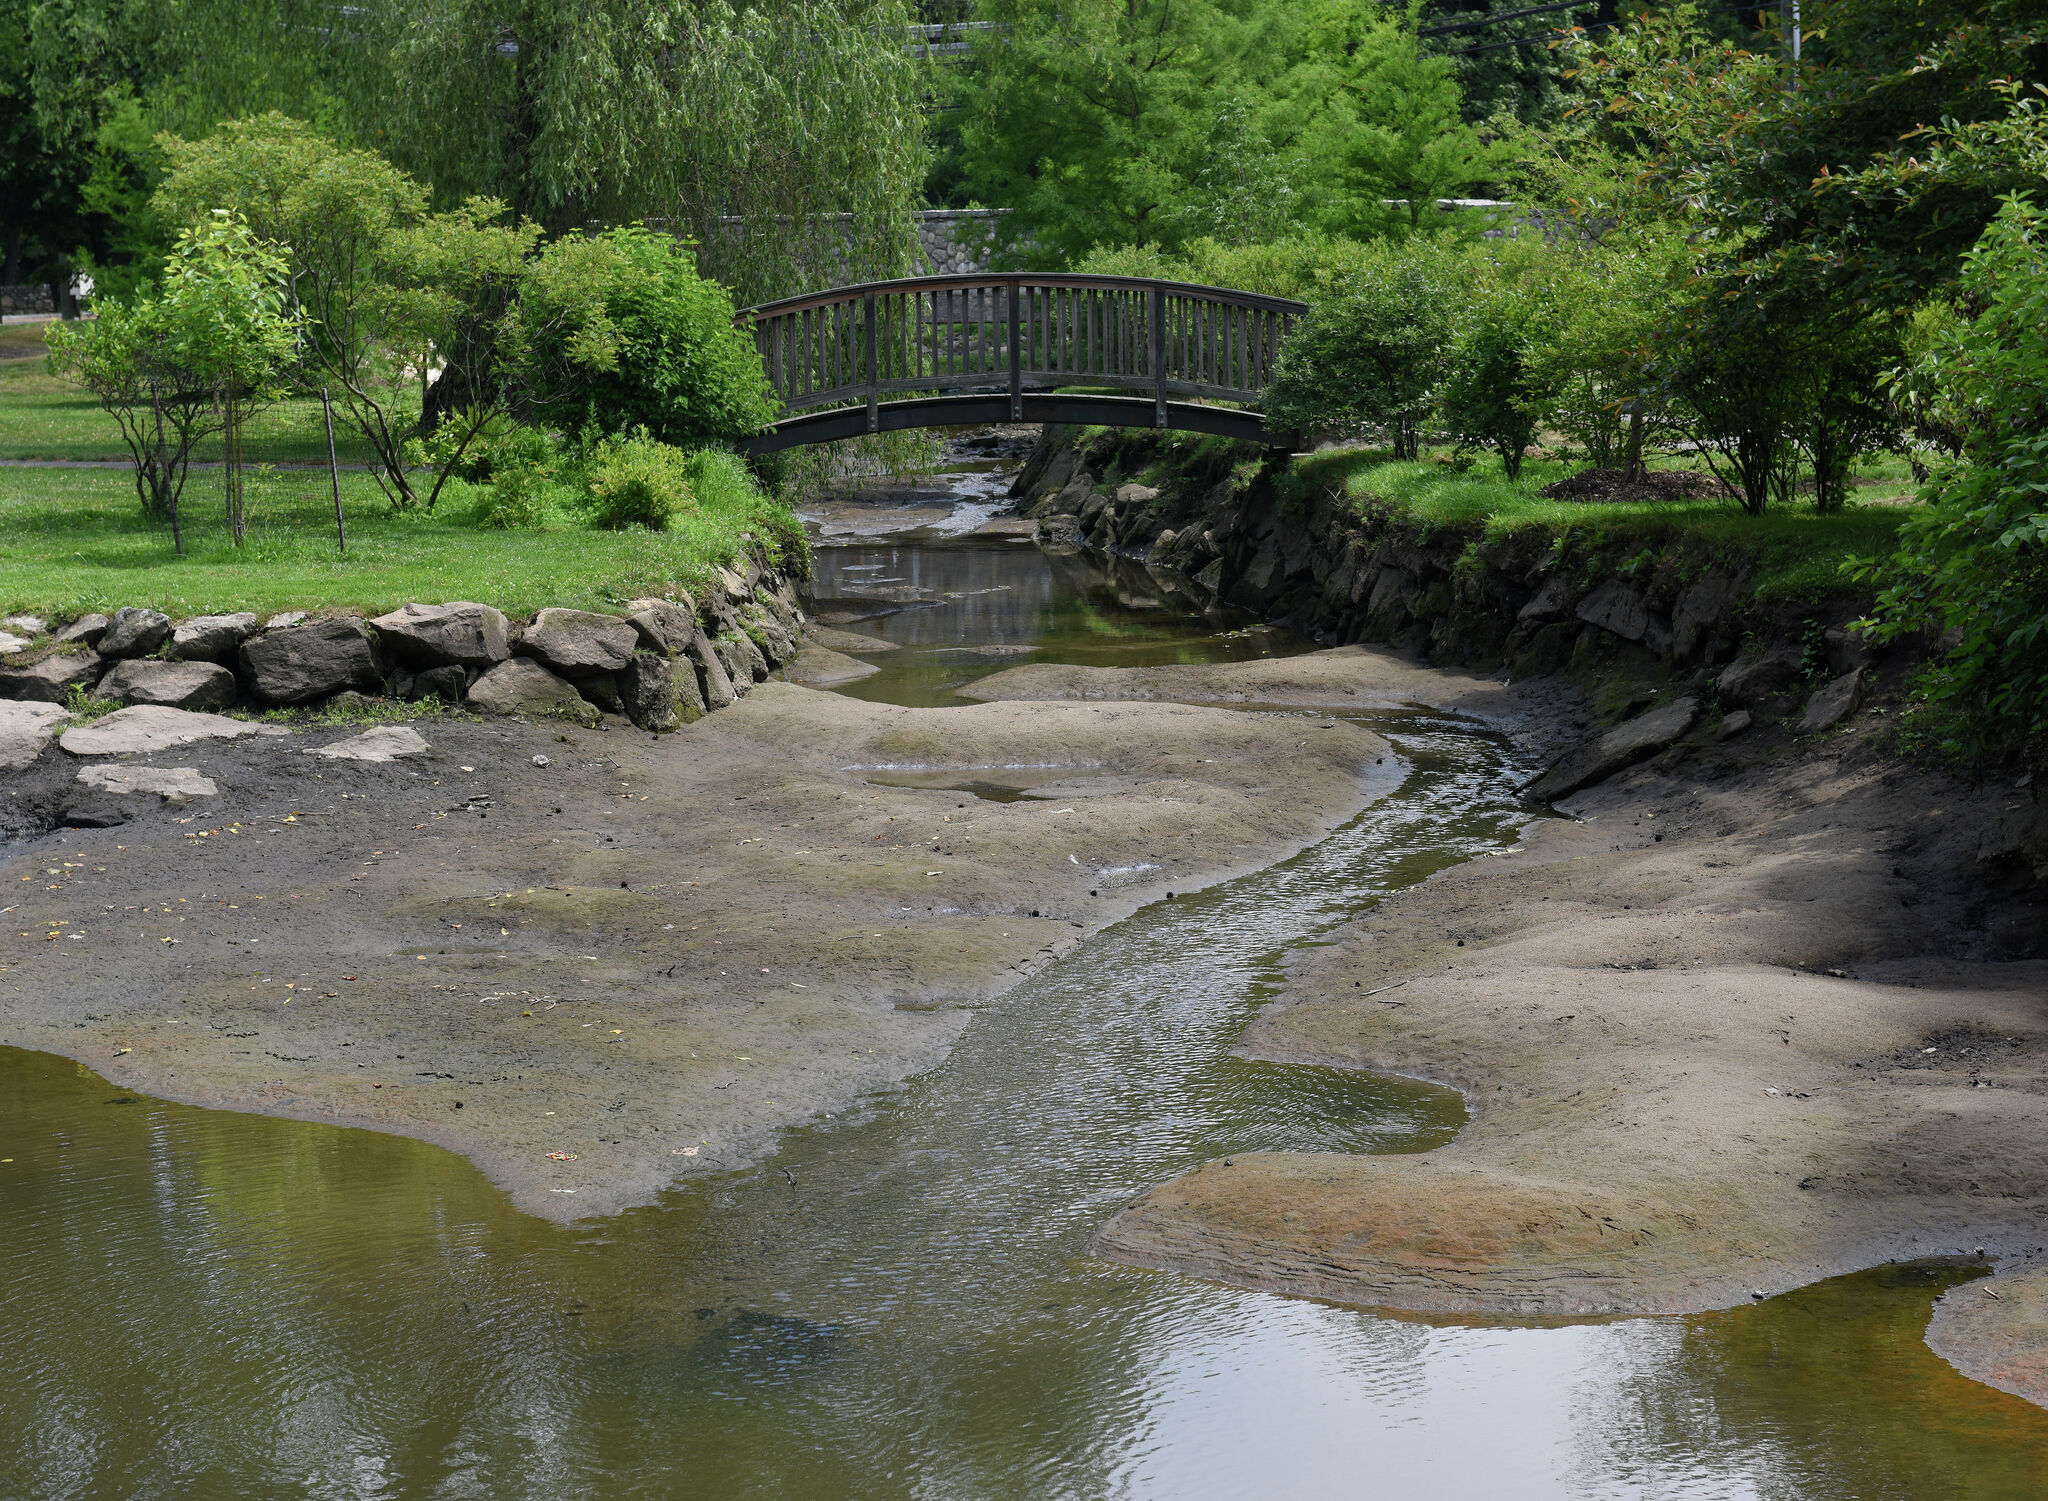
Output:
1779,0,1802,89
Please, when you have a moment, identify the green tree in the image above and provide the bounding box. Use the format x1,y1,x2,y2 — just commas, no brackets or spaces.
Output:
1858,196,2048,766
1262,237,1464,455
1438,257,1568,479
501,225,778,451
46,212,300,550
155,114,540,511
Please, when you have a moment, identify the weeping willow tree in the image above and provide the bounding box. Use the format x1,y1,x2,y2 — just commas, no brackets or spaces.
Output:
142,0,929,302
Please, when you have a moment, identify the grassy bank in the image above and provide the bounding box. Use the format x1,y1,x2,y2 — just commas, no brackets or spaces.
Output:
1286,446,1918,602
1,321,382,467
0,465,801,620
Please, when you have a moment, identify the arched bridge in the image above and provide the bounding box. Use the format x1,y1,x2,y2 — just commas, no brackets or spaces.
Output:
737,274,1307,454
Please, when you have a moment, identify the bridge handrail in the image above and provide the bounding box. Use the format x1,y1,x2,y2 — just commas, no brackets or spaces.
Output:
739,272,1308,322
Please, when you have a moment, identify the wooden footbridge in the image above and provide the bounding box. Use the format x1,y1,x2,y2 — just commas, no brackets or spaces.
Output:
737,274,1307,454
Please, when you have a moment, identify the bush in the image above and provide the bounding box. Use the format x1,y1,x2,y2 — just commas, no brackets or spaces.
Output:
1260,238,1464,454
406,409,554,486
503,226,779,449
1858,196,2048,766
1075,234,1381,303
577,430,698,531
1439,263,1569,481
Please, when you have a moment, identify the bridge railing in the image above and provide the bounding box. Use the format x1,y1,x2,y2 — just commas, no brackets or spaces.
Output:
739,274,1307,433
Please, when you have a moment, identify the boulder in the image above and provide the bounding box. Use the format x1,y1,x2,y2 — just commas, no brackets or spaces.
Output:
623,597,699,656
392,664,466,704
576,673,624,715
1525,697,1701,802
1574,579,1652,642
265,611,307,629
1718,709,1754,740
0,701,71,773
97,607,173,659
620,651,685,731
370,601,512,669
91,659,238,712
1517,572,1575,623
781,643,881,687
59,705,290,756
1716,649,1803,708
74,765,218,802
685,636,737,711
1671,572,1740,662
466,657,599,727
3,614,47,635
518,607,638,675
745,610,795,665
239,617,382,704
1824,624,1874,676
1798,670,1866,733
169,612,259,663
715,631,769,689
0,631,29,656
55,614,109,647
0,650,104,703
308,725,431,762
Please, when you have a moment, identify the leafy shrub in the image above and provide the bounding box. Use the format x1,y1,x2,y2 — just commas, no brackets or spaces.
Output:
406,409,555,485
503,225,778,449
1261,238,1464,454
1076,234,1382,303
1439,265,1569,481
577,430,698,531
1858,196,2048,766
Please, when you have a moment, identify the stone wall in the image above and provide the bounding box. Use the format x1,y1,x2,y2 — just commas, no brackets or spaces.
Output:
1,284,56,316
915,210,1009,275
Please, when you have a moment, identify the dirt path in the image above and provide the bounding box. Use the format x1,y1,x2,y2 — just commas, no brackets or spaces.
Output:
0,679,1391,1221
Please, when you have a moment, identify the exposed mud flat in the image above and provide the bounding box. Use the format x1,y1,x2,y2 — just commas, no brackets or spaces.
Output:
0,679,1391,1221
1083,690,2048,1395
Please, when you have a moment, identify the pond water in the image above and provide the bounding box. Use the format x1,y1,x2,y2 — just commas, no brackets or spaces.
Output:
5,467,2047,1498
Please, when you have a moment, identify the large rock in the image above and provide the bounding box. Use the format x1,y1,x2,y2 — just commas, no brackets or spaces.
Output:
91,659,238,712
1526,697,1700,802
392,664,466,704
1517,571,1576,623
685,636,737,711
169,612,259,663
713,631,768,692
2,614,47,636
1716,649,1803,708
97,607,174,659
518,607,638,676
1671,572,1740,662
75,765,218,802
0,630,30,657
59,705,290,756
623,597,699,656
1574,579,1655,643
620,651,686,731
54,614,109,647
466,657,600,727
371,601,512,669
307,725,431,762
1798,669,1866,733
0,650,104,703
239,617,381,704
0,701,71,772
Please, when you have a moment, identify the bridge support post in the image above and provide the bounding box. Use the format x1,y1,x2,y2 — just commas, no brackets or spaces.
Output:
864,291,878,434
1149,283,1166,428
1007,281,1021,422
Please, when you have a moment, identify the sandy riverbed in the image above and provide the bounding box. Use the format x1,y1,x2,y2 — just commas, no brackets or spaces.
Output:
997,655,2048,1407
0,675,1392,1221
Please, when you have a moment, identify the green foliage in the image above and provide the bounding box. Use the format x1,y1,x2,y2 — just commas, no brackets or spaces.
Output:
1075,232,1384,302
1858,197,2048,765
1438,260,1567,481
154,114,541,512
502,224,777,450
1260,238,1463,454
44,212,299,543
576,429,698,532
1529,231,1689,468
407,410,552,487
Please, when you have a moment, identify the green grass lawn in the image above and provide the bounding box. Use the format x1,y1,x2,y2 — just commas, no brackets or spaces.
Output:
0,465,800,620
1292,447,1916,600
1,319,383,465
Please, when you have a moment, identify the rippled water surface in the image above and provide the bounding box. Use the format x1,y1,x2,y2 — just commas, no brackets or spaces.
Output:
6,475,2048,1498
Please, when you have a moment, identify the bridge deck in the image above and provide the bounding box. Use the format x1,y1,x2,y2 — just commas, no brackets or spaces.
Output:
737,273,1305,453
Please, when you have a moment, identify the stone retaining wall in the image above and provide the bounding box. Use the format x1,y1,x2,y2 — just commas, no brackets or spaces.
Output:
0,552,807,732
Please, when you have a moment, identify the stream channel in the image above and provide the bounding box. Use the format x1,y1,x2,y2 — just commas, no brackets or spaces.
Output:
6,456,2048,1498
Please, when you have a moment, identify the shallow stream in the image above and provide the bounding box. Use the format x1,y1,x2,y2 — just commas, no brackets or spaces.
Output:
5,468,2048,1497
